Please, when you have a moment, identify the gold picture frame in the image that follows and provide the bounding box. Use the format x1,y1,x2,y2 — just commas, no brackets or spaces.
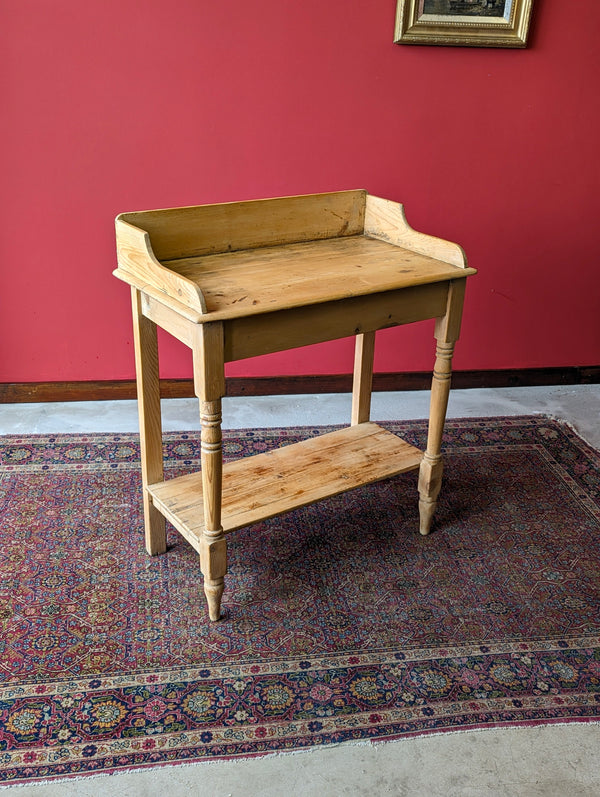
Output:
394,0,534,48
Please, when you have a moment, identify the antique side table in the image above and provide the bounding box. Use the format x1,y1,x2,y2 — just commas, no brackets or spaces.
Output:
114,190,476,621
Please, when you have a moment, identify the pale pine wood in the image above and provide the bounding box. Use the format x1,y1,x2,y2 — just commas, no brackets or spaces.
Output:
199,399,224,533
434,278,467,344
199,399,226,621
140,293,197,347
193,323,227,621
422,342,455,472
199,397,225,620
352,332,375,425
117,190,366,261
165,236,475,322
223,282,449,362
418,280,466,535
148,423,423,542
116,191,475,621
201,534,227,622
115,220,206,316
192,321,226,402
364,195,467,268
130,288,166,555
418,455,444,537
418,341,452,536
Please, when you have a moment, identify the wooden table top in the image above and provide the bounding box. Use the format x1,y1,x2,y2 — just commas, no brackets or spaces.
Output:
160,235,476,322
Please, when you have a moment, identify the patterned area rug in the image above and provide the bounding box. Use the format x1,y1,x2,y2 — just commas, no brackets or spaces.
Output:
1,416,599,784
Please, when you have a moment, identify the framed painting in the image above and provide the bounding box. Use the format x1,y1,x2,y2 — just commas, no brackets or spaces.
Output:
394,0,534,48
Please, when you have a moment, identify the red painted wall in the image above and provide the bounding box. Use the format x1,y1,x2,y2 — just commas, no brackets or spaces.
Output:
2,0,599,383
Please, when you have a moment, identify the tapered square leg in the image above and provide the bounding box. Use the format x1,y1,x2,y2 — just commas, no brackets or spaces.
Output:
131,288,167,555
200,531,227,622
351,331,375,425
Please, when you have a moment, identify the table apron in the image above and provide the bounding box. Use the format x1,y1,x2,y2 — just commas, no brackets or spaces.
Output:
140,292,198,347
223,281,450,361
140,280,453,362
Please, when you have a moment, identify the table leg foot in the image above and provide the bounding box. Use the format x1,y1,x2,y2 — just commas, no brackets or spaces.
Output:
418,455,443,535
418,498,436,536
204,577,225,621
200,533,227,621
145,500,167,555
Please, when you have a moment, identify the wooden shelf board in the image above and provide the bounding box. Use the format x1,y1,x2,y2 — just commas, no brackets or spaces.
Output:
148,422,423,548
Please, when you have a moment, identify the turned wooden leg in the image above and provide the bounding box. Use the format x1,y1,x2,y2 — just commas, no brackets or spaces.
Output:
419,341,454,535
419,279,466,535
199,400,227,621
193,322,227,621
351,331,376,426
131,288,167,555
419,350,451,536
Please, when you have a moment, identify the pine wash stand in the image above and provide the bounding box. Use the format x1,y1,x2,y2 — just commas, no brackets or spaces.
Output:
114,190,476,621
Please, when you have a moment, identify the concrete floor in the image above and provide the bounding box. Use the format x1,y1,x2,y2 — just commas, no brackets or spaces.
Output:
1,385,600,796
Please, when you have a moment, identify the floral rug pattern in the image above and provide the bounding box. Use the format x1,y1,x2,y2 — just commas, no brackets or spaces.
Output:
0,416,599,783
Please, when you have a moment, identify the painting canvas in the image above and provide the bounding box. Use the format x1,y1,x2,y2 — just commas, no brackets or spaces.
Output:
395,0,533,47
421,0,509,17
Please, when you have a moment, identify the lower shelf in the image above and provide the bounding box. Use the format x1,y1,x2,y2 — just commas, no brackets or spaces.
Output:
148,422,423,551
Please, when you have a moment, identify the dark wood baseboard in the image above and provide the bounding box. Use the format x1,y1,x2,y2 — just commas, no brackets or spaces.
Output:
1,366,599,403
